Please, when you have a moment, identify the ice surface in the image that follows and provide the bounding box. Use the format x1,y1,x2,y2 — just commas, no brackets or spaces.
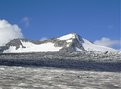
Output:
0,66,120,89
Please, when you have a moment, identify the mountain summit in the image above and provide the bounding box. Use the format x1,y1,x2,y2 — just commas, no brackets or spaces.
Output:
0,33,117,53
57,33,116,52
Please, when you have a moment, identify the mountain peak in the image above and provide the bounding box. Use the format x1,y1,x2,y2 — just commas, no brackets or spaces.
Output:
0,33,119,53
57,33,82,41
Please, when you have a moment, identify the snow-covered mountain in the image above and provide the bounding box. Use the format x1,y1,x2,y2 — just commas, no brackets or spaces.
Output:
0,33,118,53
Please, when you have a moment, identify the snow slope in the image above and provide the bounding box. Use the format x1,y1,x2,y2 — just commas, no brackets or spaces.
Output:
81,38,116,52
3,41,62,53
58,33,116,52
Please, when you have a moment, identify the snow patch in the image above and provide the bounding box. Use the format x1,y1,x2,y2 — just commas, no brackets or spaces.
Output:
66,39,73,47
83,87,97,89
66,39,73,43
4,41,63,53
57,33,76,40
0,67,5,70
76,47,82,51
18,83,28,86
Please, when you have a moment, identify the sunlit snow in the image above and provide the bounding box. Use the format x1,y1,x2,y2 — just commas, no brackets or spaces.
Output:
3,33,118,53
4,41,62,53
57,33,76,40
81,38,116,52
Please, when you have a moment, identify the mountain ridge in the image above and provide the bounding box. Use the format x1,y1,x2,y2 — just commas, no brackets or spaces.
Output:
0,33,119,53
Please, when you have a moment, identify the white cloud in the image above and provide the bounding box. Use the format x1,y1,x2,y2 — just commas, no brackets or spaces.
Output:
0,19,23,46
40,37,48,41
21,17,30,27
94,37,121,47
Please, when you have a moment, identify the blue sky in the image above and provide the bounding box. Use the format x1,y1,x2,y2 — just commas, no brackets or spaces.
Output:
0,0,120,49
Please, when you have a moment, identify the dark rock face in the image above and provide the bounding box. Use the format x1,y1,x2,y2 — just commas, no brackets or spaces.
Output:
6,39,26,49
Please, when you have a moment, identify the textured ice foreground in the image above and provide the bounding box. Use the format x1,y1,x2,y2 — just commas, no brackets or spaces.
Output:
0,66,120,89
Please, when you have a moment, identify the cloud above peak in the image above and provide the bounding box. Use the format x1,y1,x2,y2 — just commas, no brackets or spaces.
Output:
0,19,23,46
21,17,30,27
94,37,120,48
